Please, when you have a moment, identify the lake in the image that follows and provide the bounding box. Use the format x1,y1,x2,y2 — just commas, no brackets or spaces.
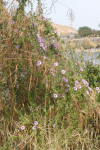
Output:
63,49,100,67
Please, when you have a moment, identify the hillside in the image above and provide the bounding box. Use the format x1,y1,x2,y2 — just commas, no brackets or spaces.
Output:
49,21,78,35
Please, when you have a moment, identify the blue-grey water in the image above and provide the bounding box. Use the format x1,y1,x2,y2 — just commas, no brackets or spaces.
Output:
63,50,100,66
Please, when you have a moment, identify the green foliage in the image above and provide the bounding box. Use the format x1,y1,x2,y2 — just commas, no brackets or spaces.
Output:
78,26,93,37
84,61,100,88
61,39,65,43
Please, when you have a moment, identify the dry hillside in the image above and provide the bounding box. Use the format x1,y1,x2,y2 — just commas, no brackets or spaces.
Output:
49,21,78,35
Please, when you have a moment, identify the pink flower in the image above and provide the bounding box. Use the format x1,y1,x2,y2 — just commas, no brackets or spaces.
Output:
35,61,41,66
96,87,99,91
52,124,55,127
61,70,65,74
40,42,44,47
73,86,77,90
34,121,38,125
62,77,68,82
14,29,17,32
48,43,52,46
36,33,40,37
88,87,92,91
54,62,59,66
80,68,83,71
78,85,81,88
75,80,79,85
21,126,25,130
62,94,65,97
16,45,19,49
10,20,15,24
67,84,70,87
43,55,46,59
42,16,45,20
65,88,68,92
86,91,89,94
75,62,77,65
32,126,35,130
54,94,58,98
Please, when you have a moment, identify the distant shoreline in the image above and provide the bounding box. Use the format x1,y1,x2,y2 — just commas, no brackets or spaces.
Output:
74,48,100,52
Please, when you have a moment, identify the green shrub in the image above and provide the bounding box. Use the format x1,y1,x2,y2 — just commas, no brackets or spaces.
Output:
84,61,100,88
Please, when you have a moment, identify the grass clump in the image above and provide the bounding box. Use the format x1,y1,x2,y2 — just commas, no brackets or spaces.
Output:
0,1,100,150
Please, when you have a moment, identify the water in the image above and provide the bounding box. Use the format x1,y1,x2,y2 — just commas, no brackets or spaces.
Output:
63,50,100,67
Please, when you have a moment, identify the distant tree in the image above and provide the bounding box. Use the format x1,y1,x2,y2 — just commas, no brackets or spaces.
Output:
78,26,93,37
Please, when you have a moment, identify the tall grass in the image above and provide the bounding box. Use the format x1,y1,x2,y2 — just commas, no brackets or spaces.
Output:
0,1,100,149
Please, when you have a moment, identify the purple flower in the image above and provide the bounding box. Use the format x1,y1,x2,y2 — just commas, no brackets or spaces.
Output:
76,73,78,75
67,84,70,87
75,62,77,65
65,88,68,92
88,87,92,91
52,124,55,128
78,85,81,88
96,87,99,91
45,45,47,48
43,55,46,59
14,29,17,32
16,45,19,49
54,44,58,49
80,68,84,71
33,22,36,26
82,79,85,83
51,73,55,76
10,20,15,24
48,43,52,47
54,94,58,98
54,62,59,66
98,91,100,93
93,62,97,65
50,68,55,73
73,86,77,90
21,126,25,130
62,94,65,97
52,40,55,43
42,16,45,20
58,52,60,55
54,30,56,33
62,77,68,82
16,84,19,88
34,121,38,125
32,126,35,130
75,80,79,85
36,33,40,37
35,61,41,66
9,54,12,58
86,91,89,94
83,81,89,86
42,46,46,50
40,42,44,47
61,70,65,74
37,37,43,43
39,48,42,52
3,1,7,6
